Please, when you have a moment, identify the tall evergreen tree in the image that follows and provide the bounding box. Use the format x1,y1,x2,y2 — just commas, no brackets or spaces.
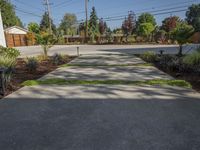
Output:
0,0,23,27
89,7,99,41
40,12,56,34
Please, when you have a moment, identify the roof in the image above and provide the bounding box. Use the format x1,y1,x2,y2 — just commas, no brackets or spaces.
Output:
4,26,28,33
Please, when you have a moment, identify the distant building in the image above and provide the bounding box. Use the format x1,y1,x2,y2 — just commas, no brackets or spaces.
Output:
4,26,28,35
4,26,31,47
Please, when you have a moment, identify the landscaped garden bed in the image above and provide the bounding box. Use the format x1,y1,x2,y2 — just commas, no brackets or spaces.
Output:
0,55,76,98
137,50,200,92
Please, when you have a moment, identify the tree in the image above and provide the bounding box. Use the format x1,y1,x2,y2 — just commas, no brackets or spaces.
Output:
161,16,182,33
89,7,99,42
138,23,155,41
0,0,23,27
137,13,156,26
28,22,40,34
122,11,136,41
36,32,57,57
186,4,200,32
59,13,77,35
79,22,86,37
99,18,107,35
154,29,167,43
122,17,129,38
171,23,194,56
40,12,56,34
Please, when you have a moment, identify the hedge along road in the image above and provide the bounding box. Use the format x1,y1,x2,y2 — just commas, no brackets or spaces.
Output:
16,44,200,57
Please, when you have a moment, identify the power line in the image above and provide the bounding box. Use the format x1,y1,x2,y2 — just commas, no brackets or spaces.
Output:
13,0,44,12
52,0,73,8
15,7,42,18
101,4,195,20
103,9,188,22
100,0,199,19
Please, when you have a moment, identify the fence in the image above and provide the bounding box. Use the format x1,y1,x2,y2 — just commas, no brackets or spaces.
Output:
4,33,35,47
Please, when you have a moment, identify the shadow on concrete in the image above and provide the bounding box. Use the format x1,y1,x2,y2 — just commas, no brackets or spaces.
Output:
41,66,172,81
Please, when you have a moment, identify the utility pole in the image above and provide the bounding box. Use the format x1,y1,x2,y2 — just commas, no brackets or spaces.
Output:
85,0,88,43
44,0,52,34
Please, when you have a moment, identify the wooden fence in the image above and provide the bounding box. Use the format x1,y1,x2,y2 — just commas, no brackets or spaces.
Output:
4,33,31,47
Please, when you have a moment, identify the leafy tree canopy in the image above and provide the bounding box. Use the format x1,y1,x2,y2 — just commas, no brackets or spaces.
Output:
137,13,156,26
59,13,77,35
122,11,136,36
186,4,200,32
28,22,40,34
171,22,194,45
99,18,107,35
0,0,23,27
138,23,155,37
161,16,182,33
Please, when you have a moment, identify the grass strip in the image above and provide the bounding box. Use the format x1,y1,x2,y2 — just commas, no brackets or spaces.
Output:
60,63,153,67
22,79,192,88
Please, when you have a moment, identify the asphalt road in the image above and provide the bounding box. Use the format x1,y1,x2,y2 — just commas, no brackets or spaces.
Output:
17,44,200,57
0,96,200,150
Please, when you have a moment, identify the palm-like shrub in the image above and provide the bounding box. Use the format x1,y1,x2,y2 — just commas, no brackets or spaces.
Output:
141,51,157,62
26,57,38,72
52,53,64,65
0,46,20,84
0,46,20,68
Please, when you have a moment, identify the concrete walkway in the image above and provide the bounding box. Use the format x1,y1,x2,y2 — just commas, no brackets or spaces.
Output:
1,54,200,150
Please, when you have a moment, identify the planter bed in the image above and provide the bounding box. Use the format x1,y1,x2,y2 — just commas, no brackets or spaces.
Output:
0,55,76,99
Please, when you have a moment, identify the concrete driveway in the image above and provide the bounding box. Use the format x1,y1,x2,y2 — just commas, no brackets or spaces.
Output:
1,53,200,150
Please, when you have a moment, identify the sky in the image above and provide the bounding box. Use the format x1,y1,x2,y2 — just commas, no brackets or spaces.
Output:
11,0,200,29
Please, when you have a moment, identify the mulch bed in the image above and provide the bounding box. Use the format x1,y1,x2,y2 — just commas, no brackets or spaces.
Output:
1,56,76,99
154,64,200,92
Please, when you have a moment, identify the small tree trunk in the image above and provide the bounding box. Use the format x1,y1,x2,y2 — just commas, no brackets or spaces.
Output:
178,44,183,57
43,46,48,57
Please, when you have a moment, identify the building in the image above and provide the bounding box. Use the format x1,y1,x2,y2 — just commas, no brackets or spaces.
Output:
4,26,31,47
4,26,28,35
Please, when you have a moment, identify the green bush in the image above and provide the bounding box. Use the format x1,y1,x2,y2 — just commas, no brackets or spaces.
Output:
0,46,20,59
52,53,64,65
141,51,157,62
0,46,20,69
183,47,200,66
26,57,38,72
0,46,20,85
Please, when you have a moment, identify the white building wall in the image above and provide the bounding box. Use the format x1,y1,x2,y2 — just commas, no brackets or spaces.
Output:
5,28,27,34
0,11,6,47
